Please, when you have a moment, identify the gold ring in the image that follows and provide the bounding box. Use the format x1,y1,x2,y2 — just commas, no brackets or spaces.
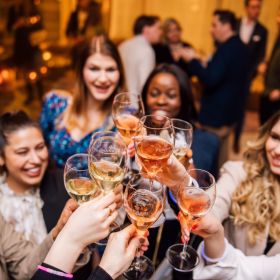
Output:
107,207,112,216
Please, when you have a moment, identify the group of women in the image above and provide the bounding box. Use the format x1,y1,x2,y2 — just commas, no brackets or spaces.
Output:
0,29,279,280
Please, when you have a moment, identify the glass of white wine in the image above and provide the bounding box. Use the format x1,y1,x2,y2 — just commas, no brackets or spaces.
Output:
88,131,127,194
112,92,145,146
64,153,101,205
88,131,127,245
172,118,193,169
134,115,175,179
123,173,165,280
166,169,216,272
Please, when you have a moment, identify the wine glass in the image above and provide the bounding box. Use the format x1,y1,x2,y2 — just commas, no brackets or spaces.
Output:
172,119,193,169
123,173,165,280
134,115,175,179
166,169,216,272
88,131,127,245
88,131,127,194
64,153,102,205
112,92,145,146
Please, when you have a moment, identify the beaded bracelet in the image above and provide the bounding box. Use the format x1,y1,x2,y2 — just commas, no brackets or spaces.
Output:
37,265,73,279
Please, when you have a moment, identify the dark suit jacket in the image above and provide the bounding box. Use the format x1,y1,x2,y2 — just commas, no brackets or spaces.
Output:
188,35,249,128
237,19,268,78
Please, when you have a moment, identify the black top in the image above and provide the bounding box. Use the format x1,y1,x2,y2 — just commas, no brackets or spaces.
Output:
31,263,112,280
153,42,192,75
188,35,250,128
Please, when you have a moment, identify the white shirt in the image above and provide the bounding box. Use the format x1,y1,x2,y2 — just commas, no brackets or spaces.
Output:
239,17,256,44
0,174,47,244
118,35,155,94
194,240,280,280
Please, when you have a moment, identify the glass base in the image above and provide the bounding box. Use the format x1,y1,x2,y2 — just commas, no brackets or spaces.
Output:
123,255,154,280
166,244,199,272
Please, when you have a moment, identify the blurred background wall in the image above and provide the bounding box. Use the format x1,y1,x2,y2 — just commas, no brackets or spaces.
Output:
0,0,279,57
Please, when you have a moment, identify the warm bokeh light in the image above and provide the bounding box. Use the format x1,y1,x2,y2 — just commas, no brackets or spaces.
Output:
42,51,52,61
28,71,38,81
40,66,48,75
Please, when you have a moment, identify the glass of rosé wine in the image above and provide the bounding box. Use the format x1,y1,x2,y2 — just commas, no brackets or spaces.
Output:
166,169,216,272
112,92,145,146
134,115,175,179
123,172,165,280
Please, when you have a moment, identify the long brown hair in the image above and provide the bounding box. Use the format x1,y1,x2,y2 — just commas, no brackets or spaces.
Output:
63,35,125,131
231,111,280,245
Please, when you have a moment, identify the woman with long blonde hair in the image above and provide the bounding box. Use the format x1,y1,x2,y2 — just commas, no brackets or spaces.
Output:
151,111,280,279
40,35,125,167
214,111,280,251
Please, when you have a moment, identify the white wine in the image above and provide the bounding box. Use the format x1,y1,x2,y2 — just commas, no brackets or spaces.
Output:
126,189,163,232
135,136,173,177
66,177,101,204
178,187,211,218
89,160,125,193
114,114,140,145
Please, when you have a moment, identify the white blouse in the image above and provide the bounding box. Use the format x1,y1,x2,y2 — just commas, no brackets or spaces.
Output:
0,174,47,244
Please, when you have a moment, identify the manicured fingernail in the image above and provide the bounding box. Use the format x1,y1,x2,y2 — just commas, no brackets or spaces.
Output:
192,225,198,231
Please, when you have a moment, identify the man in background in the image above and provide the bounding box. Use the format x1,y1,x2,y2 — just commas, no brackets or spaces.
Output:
119,15,162,94
233,0,268,152
180,10,249,167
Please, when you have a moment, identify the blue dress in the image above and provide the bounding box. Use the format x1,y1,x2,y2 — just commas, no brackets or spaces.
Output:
40,92,115,168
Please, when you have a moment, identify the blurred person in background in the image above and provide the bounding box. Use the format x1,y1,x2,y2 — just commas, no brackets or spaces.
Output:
233,0,268,153
153,18,192,76
180,10,249,167
40,35,125,168
259,8,280,125
66,0,104,69
6,0,45,104
119,15,162,94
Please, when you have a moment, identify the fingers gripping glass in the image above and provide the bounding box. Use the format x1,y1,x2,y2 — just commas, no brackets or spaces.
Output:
88,131,127,245
123,173,165,280
64,153,102,251
166,169,216,272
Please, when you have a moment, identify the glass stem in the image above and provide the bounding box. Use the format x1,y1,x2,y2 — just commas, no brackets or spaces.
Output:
134,229,145,271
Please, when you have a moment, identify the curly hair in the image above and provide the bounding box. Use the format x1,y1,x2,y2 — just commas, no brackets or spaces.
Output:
231,111,280,245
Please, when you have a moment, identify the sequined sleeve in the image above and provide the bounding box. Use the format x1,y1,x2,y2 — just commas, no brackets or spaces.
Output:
39,92,68,145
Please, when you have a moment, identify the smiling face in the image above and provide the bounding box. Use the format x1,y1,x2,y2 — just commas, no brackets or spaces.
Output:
265,120,280,176
83,52,120,103
146,72,181,118
0,127,48,192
